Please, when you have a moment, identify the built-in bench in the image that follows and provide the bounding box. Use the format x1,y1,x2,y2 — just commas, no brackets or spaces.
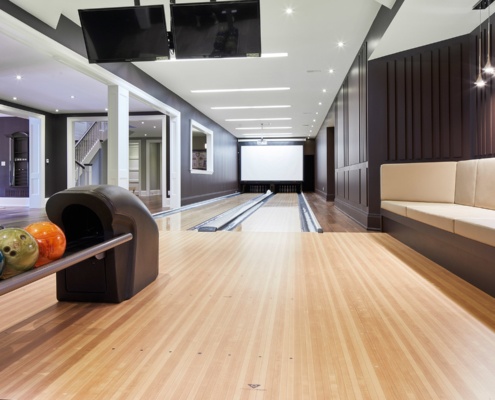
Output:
380,158,495,297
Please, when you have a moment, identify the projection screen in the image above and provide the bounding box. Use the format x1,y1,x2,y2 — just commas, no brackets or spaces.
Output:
240,144,304,181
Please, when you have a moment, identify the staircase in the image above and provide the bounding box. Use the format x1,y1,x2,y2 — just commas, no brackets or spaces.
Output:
75,121,107,186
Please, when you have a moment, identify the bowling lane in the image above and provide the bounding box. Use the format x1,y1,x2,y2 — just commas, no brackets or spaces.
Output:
231,193,302,232
154,193,260,231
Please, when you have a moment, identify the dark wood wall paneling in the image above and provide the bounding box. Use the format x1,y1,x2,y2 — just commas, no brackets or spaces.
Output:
315,126,334,200
381,41,467,163
334,43,371,228
366,35,473,231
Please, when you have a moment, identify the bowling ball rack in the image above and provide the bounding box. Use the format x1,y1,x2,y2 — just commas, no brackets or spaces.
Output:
0,232,132,297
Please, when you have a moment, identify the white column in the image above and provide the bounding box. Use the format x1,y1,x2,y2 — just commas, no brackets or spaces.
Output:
29,116,45,208
107,85,130,189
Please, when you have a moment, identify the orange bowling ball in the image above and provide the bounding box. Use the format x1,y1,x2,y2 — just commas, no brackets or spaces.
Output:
25,221,66,267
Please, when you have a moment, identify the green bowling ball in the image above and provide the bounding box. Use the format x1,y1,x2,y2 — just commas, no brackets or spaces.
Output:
0,228,39,279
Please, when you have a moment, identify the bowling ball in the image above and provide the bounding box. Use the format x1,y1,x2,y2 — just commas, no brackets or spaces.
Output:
25,221,66,267
0,228,39,279
0,250,4,275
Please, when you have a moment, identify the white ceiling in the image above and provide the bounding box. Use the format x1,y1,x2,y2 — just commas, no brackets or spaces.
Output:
0,0,490,139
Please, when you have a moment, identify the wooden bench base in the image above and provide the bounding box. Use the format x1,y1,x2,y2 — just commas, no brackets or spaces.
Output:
382,209,495,298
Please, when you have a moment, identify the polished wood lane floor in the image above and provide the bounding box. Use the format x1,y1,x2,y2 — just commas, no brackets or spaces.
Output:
1,231,494,399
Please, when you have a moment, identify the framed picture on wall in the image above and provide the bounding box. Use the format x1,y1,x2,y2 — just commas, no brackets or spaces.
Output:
192,150,207,170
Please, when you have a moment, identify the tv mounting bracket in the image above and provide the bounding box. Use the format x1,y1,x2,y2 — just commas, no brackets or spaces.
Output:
473,0,495,10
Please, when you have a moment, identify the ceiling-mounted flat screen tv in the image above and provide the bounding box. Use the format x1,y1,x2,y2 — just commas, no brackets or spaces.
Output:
79,5,170,63
170,0,261,59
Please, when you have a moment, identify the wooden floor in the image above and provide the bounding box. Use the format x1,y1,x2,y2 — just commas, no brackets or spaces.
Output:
1,231,495,399
1,193,495,399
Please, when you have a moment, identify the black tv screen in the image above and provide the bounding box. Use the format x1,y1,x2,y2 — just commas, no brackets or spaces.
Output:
170,0,261,59
79,5,170,63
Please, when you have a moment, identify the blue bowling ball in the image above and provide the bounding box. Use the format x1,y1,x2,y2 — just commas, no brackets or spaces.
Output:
0,250,4,275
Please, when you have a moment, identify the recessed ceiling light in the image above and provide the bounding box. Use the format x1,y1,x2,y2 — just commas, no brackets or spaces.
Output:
318,102,322,106
141,121,145,124
15,75,22,80
322,89,327,93
338,41,345,48
226,117,292,122
70,95,75,99
12,97,17,101
236,126,292,130
192,87,290,93
212,105,291,110
105,108,108,112
261,53,288,58
329,69,335,74
285,7,294,15
243,133,293,137
55,109,59,112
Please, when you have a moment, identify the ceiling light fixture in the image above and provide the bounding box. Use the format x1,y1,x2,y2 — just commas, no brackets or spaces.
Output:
485,1,495,74
322,89,327,93
236,126,292,130
212,105,291,110
261,52,289,58
285,7,294,15
243,133,293,137
338,41,345,48
329,69,335,74
15,75,22,80
226,117,292,122
476,5,487,87
191,87,290,93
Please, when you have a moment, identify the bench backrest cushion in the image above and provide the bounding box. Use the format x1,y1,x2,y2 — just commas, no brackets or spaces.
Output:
474,158,495,210
380,162,457,203
455,159,478,206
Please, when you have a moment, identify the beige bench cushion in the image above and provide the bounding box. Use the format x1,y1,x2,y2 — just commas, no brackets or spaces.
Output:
381,162,457,203
455,218,495,247
455,159,478,206
475,158,495,211
405,203,495,233
381,200,418,216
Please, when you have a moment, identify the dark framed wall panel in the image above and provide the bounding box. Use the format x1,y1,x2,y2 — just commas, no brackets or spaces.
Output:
334,43,370,226
373,36,470,165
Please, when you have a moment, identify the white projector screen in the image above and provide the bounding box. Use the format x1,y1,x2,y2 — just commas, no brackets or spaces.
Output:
241,144,304,181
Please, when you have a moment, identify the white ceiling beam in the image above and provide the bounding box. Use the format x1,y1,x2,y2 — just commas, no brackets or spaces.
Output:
374,0,397,9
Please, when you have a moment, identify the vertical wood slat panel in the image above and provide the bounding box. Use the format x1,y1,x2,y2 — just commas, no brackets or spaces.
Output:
344,78,350,167
348,59,361,166
405,56,414,160
387,61,396,161
337,90,345,169
412,54,423,160
421,51,433,159
449,42,464,158
396,58,406,161
439,46,451,158
360,44,368,164
431,49,441,159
